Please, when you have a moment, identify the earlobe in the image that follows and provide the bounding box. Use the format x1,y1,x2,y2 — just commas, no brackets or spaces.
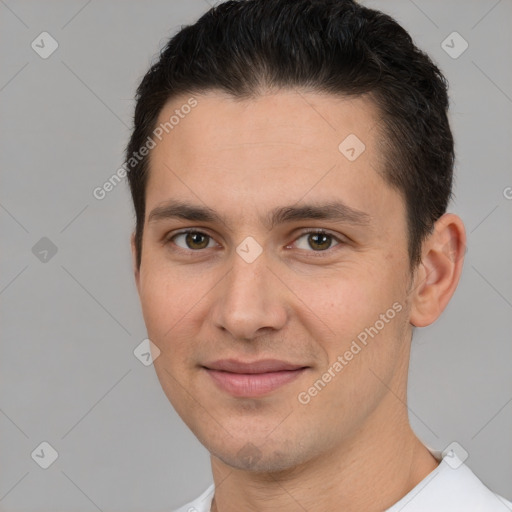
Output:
409,213,466,327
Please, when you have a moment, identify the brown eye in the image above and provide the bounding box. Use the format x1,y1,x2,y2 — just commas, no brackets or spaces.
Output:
171,231,214,250
308,233,332,250
294,230,341,252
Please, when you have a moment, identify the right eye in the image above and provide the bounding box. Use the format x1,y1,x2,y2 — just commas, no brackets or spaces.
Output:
167,230,218,251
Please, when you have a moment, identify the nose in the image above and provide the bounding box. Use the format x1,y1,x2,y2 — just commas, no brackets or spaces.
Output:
210,249,288,341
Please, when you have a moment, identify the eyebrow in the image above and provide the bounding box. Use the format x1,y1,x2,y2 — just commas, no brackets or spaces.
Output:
147,199,371,229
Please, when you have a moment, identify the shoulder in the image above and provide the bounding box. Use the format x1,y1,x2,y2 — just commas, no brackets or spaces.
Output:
172,483,215,512
171,456,512,512
387,453,512,512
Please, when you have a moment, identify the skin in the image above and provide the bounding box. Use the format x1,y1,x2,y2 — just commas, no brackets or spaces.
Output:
131,89,466,511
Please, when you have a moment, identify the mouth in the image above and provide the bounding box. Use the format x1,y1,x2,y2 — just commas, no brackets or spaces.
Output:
202,359,309,397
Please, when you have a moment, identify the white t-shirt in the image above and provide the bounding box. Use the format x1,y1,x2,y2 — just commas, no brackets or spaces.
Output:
174,450,512,511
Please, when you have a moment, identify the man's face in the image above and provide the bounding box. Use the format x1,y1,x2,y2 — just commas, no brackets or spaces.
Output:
134,90,416,472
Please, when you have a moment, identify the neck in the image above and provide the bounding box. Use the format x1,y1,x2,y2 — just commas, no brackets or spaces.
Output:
209,395,439,512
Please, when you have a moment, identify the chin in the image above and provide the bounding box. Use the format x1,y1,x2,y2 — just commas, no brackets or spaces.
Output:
208,435,313,474
216,448,298,473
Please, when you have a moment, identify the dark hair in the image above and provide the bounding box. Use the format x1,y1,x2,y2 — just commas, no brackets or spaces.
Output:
126,0,453,270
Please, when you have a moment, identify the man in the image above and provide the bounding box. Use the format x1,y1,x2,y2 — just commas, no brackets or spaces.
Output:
126,0,512,510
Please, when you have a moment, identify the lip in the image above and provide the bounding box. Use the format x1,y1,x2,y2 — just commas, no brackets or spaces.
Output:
203,359,308,397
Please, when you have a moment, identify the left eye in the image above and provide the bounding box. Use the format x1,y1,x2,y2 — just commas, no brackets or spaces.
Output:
293,231,341,251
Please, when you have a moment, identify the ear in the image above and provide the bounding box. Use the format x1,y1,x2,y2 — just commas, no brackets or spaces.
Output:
131,232,141,294
409,213,466,327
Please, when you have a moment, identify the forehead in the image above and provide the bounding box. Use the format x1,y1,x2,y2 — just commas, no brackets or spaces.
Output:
145,89,402,230
151,89,382,166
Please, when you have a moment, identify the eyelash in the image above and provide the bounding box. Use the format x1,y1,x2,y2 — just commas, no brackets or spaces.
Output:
164,229,345,256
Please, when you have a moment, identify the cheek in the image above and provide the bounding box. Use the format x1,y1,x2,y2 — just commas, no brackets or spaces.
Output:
138,263,219,367
296,272,388,339
299,270,407,376
138,267,194,343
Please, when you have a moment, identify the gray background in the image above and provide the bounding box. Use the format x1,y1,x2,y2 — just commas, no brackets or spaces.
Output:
1,0,511,510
